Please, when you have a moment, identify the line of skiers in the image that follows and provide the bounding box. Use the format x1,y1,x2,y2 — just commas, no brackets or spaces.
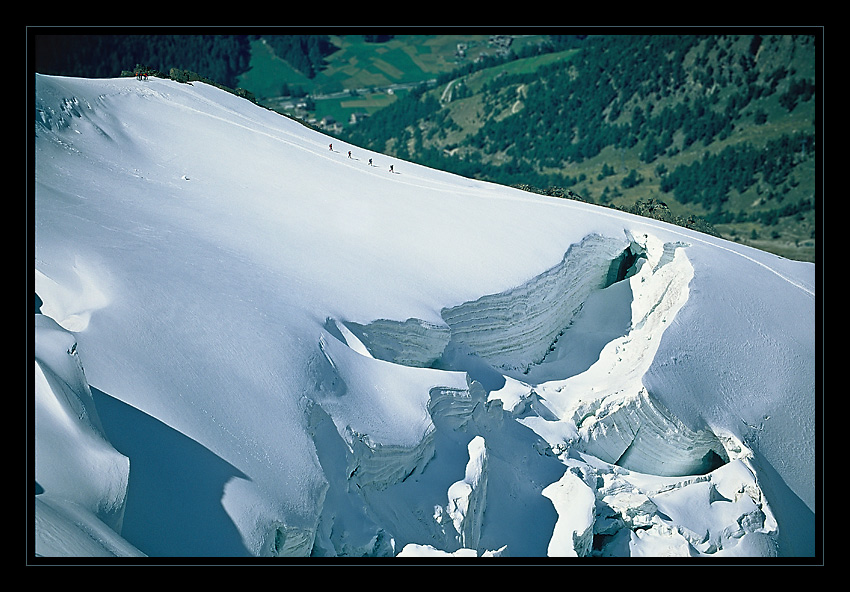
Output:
329,144,394,173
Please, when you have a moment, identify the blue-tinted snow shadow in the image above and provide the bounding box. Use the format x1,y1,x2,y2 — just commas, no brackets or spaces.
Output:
91,387,252,557
748,450,817,558
519,279,634,384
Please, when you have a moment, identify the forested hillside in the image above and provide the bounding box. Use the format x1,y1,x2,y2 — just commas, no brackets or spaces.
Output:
339,34,818,262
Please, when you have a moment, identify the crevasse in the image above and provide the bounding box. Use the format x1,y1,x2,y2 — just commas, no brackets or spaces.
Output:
343,233,636,376
303,231,775,557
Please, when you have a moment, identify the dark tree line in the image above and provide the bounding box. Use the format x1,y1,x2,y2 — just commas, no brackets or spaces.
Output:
34,34,343,85
34,34,253,89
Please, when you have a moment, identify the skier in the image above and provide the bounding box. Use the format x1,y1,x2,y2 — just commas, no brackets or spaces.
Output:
389,164,394,173
348,151,352,159
329,143,333,151
368,158,373,166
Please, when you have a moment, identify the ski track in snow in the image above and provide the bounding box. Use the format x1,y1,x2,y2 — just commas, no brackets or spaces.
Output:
633,220,815,298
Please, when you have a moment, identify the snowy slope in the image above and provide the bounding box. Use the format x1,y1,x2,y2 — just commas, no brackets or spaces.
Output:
32,74,818,560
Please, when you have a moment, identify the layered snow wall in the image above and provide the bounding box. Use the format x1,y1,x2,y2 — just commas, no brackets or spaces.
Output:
343,233,640,375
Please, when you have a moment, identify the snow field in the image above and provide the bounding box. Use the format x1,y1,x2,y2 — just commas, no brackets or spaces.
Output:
33,74,816,559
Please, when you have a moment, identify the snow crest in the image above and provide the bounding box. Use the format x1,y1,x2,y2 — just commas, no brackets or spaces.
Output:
34,313,139,557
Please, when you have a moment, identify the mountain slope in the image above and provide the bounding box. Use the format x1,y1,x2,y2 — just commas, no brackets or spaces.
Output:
32,74,817,560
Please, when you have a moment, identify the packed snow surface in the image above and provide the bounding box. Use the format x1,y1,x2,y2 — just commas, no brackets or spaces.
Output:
32,74,817,560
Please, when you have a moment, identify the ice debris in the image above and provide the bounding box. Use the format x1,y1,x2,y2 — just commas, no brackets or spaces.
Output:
308,231,779,558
